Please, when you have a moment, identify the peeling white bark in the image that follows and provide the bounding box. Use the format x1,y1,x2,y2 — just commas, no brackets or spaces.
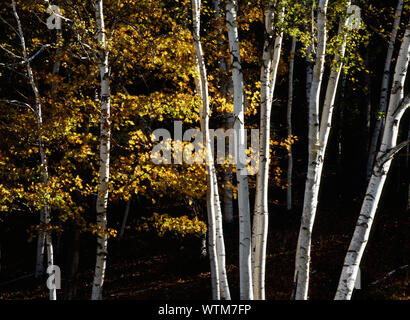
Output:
335,22,410,300
294,0,352,300
225,0,252,300
366,0,404,180
11,0,55,300
192,0,231,300
252,2,284,300
91,0,111,301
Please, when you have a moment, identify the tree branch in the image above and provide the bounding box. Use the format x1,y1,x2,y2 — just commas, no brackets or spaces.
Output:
375,139,410,168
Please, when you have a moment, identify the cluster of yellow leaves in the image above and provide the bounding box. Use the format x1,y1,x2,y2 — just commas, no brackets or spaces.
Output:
137,212,207,238
90,224,118,239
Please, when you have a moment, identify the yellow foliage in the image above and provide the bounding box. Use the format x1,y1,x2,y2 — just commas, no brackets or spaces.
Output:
137,213,207,238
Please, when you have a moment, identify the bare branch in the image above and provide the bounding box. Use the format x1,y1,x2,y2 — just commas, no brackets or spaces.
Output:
375,139,410,168
0,44,23,59
392,94,410,117
0,99,36,115
0,44,51,67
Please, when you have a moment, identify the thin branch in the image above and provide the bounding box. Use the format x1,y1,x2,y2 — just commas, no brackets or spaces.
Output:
0,44,51,67
0,44,22,59
0,14,21,39
392,94,410,118
0,99,36,115
375,139,410,168
369,265,409,286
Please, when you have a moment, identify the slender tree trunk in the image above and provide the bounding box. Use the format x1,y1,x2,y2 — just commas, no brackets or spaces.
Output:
225,0,252,300
366,0,404,180
91,0,111,300
252,2,284,300
287,37,296,211
294,0,352,300
208,0,231,299
335,22,410,300
212,169,231,299
192,0,231,300
36,27,61,279
11,0,55,299
294,0,329,300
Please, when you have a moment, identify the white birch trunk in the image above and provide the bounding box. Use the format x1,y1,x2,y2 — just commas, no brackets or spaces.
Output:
252,2,284,300
335,21,410,300
193,0,231,300
225,0,253,300
11,0,56,299
287,37,296,211
91,0,111,300
366,0,404,180
294,0,354,300
212,169,231,299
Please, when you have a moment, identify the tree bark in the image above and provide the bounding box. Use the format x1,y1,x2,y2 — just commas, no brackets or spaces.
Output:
252,2,284,300
192,0,230,300
11,0,56,299
366,0,404,180
294,0,351,300
335,22,410,300
91,0,111,300
225,0,252,300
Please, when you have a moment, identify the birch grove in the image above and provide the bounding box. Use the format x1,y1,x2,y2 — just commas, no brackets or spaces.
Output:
0,0,409,302
335,20,410,300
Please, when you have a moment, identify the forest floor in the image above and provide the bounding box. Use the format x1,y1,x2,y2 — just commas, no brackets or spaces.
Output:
0,205,408,300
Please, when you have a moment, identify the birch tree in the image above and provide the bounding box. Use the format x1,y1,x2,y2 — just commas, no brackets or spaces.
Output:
225,0,253,300
366,0,404,180
294,0,353,300
91,0,111,300
192,0,230,300
252,1,284,300
5,0,56,300
335,20,410,300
